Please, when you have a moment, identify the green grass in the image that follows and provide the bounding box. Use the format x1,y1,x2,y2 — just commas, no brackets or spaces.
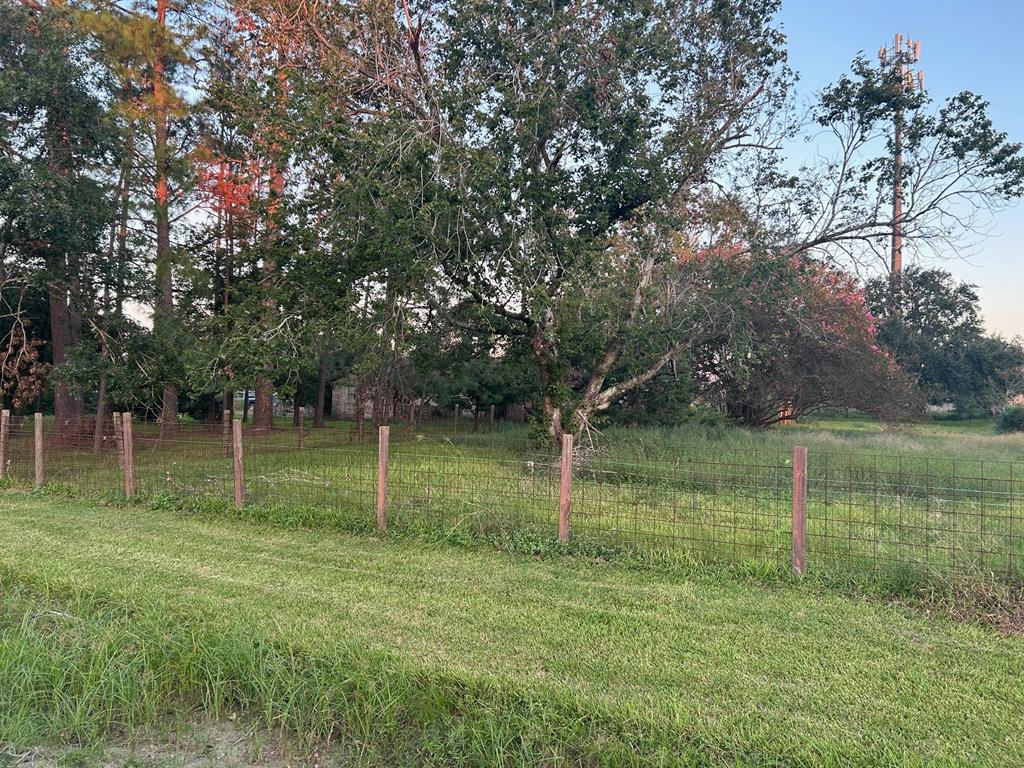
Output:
601,414,1024,463
2,416,1022,581
1,494,1023,766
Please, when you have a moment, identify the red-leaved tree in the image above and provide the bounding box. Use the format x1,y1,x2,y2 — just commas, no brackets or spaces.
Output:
692,255,924,427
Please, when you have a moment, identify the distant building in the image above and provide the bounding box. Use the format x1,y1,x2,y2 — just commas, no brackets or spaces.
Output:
330,378,531,423
331,381,373,420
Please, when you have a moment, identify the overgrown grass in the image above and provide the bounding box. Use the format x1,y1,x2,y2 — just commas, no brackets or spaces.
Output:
1,494,1023,766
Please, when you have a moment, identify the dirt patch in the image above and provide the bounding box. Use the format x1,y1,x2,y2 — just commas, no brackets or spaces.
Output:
896,577,1024,636
2,717,367,767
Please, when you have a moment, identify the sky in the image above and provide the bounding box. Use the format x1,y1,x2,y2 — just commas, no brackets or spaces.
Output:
777,0,1024,337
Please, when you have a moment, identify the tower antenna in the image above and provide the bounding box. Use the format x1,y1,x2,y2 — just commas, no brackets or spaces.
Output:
879,34,924,314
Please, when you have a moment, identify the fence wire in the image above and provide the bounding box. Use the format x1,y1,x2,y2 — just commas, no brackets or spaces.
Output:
0,417,1020,580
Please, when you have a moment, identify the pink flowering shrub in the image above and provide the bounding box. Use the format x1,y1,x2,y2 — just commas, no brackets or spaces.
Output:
692,252,924,427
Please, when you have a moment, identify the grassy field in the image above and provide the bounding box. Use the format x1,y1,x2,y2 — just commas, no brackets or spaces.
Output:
1,415,1022,582
1,494,1022,766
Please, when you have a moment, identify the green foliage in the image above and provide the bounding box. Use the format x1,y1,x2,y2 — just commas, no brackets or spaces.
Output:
604,373,700,427
996,406,1024,434
408,0,794,435
868,267,1024,414
0,1,117,273
5,0,1022,440
810,55,1024,261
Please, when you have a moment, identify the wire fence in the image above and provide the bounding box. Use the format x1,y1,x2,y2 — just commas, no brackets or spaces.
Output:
1,414,1021,581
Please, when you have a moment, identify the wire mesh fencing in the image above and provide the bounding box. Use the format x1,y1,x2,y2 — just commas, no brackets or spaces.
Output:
570,448,793,564
132,423,234,502
1,413,1021,581
2,418,38,487
808,453,1022,575
386,433,560,536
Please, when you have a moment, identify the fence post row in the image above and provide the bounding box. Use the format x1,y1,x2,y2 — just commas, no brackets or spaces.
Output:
33,412,43,488
791,445,808,577
298,406,305,450
377,425,389,532
122,412,136,499
559,432,574,542
0,409,9,481
232,419,245,509
10,414,817,574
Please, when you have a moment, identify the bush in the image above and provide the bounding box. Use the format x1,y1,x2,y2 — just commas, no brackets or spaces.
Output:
995,406,1024,434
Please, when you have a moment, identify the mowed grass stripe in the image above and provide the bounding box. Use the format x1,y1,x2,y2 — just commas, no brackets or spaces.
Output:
0,494,1022,766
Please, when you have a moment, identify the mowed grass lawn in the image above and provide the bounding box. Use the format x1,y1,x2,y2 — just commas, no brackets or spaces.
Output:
1,494,1022,766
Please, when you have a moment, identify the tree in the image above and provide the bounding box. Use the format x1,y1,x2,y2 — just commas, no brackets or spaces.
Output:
149,0,179,431
784,56,1024,279
692,254,922,427
360,0,793,441
76,0,204,432
5,0,1020,435
0,0,118,428
866,267,1024,415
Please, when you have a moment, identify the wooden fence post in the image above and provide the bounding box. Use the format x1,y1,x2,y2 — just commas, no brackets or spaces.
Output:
222,409,230,457
377,425,389,531
122,413,136,499
489,404,495,430
298,406,305,449
454,405,460,432
33,412,43,488
113,412,124,469
232,419,245,509
559,432,573,542
0,409,9,480
792,446,808,576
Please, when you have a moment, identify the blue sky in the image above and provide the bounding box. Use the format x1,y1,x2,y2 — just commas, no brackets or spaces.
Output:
778,0,1024,337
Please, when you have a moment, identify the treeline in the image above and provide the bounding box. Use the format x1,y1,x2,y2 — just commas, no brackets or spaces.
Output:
1,0,1022,440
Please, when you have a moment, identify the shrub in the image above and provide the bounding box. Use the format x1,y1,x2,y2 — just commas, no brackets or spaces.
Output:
996,406,1024,434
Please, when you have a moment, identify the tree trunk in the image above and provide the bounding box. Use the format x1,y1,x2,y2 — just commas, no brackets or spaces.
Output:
42,87,84,433
252,62,288,435
314,351,327,428
354,384,365,443
292,399,301,427
252,376,273,433
114,91,134,318
47,281,76,429
529,325,564,444
153,0,178,435
159,386,178,439
93,370,107,453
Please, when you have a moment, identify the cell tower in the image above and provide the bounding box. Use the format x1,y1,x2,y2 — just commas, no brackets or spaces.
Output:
878,34,924,313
